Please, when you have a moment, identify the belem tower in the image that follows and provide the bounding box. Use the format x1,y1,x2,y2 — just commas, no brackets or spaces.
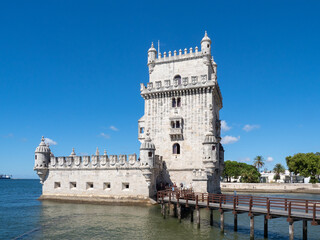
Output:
34,32,224,203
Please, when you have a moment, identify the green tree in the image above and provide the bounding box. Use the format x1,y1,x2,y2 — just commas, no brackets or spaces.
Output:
223,160,260,183
241,167,260,183
273,163,285,180
286,153,320,183
253,155,265,173
223,161,242,182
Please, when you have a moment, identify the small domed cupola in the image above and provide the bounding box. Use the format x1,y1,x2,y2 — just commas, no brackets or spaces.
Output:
35,136,51,153
140,132,155,150
203,131,217,144
201,31,212,55
70,148,76,156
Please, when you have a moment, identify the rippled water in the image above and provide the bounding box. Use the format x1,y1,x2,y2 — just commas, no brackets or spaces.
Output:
1,179,320,240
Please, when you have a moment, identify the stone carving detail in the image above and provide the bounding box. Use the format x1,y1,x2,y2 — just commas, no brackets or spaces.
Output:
66,157,72,166
58,157,64,166
92,156,98,166
109,155,117,166
83,156,90,166
74,156,81,166
129,154,137,165
100,155,107,166
51,157,56,166
119,155,126,165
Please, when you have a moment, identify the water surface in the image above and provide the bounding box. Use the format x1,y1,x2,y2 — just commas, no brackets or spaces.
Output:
1,180,320,240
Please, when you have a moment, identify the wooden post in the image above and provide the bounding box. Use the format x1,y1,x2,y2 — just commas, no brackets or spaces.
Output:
196,208,200,228
234,213,238,232
264,215,268,238
177,204,181,222
210,209,213,226
303,220,307,240
190,208,194,222
250,216,254,240
289,221,294,240
220,210,224,232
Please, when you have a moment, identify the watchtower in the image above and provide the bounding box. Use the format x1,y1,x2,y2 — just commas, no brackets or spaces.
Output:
139,32,224,193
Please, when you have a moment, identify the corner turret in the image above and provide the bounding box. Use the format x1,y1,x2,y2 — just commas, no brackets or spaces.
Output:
139,131,156,168
34,136,51,183
201,31,211,55
147,42,157,74
202,130,218,175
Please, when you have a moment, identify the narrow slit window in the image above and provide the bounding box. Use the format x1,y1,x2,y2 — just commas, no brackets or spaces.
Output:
172,98,176,107
177,97,181,107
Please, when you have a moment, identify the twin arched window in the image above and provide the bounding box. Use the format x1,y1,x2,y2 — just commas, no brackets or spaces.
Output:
173,143,180,154
172,97,181,107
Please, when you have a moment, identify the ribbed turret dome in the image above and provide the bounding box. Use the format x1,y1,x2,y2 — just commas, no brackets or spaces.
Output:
35,136,51,153
140,133,155,150
201,31,211,44
203,131,217,144
148,42,157,53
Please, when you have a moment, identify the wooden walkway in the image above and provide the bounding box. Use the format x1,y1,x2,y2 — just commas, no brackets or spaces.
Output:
157,189,320,240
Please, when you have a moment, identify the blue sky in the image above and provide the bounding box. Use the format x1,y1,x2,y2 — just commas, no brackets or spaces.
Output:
0,0,319,178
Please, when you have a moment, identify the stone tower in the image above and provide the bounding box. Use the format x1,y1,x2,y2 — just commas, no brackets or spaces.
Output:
139,32,224,193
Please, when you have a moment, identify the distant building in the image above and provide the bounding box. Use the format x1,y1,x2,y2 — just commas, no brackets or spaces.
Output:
34,32,225,202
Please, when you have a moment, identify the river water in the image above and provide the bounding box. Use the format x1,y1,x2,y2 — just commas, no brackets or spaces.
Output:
1,179,320,240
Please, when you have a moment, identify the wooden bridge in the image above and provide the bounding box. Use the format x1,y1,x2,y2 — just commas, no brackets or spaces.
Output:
157,189,320,240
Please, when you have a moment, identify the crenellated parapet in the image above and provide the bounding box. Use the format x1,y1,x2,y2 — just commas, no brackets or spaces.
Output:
49,154,140,169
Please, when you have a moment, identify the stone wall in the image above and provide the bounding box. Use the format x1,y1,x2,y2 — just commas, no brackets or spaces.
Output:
221,183,320,194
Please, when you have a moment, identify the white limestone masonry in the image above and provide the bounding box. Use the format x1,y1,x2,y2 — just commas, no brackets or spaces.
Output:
34,32,224,202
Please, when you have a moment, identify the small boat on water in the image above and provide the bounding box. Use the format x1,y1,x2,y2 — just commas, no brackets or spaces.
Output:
0,174,12,179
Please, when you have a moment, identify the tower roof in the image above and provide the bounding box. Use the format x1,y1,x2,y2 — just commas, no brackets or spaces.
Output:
148,42,157,53
35,136,51,153
201,31,212,44
140,131,155,150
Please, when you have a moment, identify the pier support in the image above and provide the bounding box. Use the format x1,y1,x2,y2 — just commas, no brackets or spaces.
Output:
196,208,200,228
250,216,254,240
264,215,268,238
190,208,194,222
210,209,213,226
163,204,167,219
177,204,181,222
289,222,294,240
303,220,307,240
234,213,238,232
220,211,224,232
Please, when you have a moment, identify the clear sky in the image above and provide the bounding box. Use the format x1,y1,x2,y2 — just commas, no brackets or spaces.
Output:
0,0,319,178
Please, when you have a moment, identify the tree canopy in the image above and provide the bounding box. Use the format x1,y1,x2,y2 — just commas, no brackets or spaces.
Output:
223,160,260,183
286,153,320,183
273,163,285,180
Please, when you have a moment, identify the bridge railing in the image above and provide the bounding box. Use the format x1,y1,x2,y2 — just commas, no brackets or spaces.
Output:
157,189,320,225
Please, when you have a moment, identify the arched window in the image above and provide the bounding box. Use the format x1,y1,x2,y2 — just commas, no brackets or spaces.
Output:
176,121,180,128
171,121,175,128
174,75,182,85
172,98,176,107
173,143,180,154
